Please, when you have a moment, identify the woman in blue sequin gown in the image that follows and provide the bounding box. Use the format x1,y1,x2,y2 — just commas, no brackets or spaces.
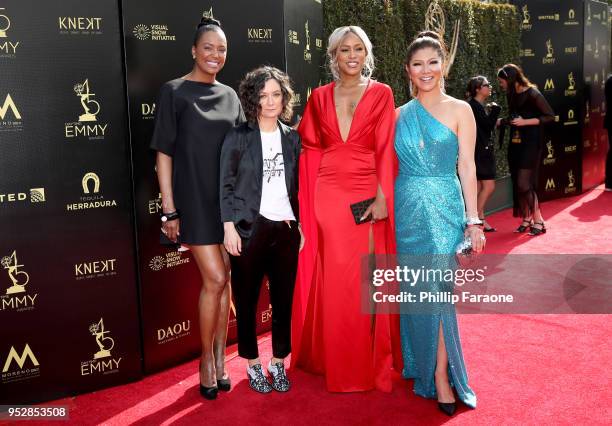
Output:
394,32,485,415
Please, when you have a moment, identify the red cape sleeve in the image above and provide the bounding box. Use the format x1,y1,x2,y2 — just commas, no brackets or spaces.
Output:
291,89,322,365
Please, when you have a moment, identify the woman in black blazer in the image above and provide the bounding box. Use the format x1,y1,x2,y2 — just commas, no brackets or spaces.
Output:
219,66,303,393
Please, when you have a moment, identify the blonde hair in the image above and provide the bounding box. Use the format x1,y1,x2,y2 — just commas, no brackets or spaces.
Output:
327,26,375,80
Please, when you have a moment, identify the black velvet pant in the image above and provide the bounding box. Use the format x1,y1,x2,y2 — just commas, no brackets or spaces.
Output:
230,215,300,360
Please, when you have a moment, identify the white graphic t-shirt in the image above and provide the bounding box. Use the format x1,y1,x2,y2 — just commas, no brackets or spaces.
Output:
259,128,295,221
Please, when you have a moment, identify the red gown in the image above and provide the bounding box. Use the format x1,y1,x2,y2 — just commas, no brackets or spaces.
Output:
291,80,402,392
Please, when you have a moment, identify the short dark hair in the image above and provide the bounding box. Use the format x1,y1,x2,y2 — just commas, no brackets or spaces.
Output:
239,66,294,124
193,16,224,46
466,75,488,99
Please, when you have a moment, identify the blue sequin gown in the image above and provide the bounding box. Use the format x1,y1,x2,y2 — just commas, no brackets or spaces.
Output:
394,99,477,408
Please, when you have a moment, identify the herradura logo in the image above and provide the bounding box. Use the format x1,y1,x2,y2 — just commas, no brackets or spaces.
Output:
1,251,38,313
66,172,118,212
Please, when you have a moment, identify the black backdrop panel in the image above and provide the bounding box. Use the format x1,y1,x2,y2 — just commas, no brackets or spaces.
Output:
582,0,610,190
122,0,295,373
514,0,584,200
284,0,325,120
0,0,141,404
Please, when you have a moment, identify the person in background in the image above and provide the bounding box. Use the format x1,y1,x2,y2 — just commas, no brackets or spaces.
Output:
497,64,554,236
151,16,244,400
466,76,501,232
220,66,303,394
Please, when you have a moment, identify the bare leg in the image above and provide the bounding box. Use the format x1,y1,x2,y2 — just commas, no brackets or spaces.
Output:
477,179,496,227
214,247,231,380
189,244,229,388
434,322,456,403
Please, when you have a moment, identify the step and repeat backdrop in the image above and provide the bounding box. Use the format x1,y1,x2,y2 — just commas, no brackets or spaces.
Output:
1,0,323,403
513,0,610,199
0,0,142,404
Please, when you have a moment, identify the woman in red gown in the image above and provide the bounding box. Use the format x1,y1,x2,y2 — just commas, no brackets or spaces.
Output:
291,26,400,392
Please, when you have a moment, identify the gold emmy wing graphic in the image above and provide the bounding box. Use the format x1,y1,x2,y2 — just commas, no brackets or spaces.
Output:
568,170,575,188
546,39,554,58
522,5,530,24
89,318,115,359
1,251,29,295
425,0,460,78
0,8,10,38
74,79,100,122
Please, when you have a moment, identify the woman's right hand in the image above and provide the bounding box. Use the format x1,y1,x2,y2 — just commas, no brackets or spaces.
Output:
162,218,180,243
223,222,242,256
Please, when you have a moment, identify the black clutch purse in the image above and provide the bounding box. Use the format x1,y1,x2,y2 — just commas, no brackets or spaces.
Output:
350,197,376,225
159,229,180,250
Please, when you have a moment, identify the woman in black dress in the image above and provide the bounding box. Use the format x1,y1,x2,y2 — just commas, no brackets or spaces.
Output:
467,76,501,232
497,64,554,236
151,17,244,400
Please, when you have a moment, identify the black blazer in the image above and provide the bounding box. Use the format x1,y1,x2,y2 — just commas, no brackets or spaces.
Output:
219,121,300,238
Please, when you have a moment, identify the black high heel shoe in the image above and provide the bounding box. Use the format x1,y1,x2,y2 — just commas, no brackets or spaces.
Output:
217,375,231,392
514,219,533,233
528,222,546,236
199,361,218,400
437,402,457,416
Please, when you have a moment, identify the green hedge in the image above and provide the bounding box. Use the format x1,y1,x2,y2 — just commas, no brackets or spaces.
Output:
322,0,522,177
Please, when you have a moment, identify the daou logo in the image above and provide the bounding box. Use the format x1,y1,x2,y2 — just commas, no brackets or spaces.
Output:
157,320,191,344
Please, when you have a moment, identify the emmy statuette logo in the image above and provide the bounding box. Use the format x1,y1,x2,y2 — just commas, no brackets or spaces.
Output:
565,72,577,97
303,20,312,62
2,251,29,295
203,7,214,20
89,318,114,359
74,79,99,122
521,5,532,30
81,318,122,376
425,0,460,77
1,250,37,312
542,39,555,64
545,178,556,191
148,192,162,215
565,170,577,194
543,141,556,165
65,80,107,139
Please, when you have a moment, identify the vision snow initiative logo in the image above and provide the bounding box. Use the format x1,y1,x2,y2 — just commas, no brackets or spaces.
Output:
132,23,175,41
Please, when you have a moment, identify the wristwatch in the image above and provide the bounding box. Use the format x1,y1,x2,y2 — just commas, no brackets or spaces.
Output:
161,210,180,222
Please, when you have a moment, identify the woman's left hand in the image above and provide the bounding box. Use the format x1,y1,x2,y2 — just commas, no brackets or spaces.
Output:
465,226,486,253
510,116,527,127
361,196,388,223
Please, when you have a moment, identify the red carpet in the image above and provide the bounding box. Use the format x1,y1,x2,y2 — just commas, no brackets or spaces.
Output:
16,186,612,425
